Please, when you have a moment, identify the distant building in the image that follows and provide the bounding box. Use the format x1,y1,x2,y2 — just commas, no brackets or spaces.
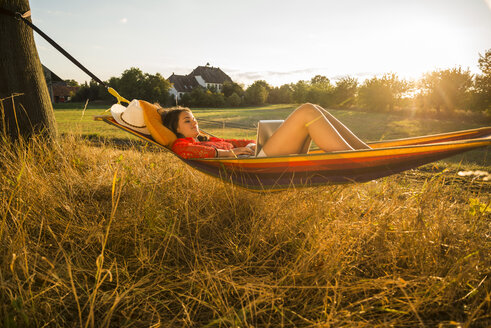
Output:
42,65,79,103
168,64,233,100
52,83,79,103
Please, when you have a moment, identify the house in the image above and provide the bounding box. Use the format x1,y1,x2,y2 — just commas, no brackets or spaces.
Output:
52,83,79,103
42,65,79,103
168,64,233,100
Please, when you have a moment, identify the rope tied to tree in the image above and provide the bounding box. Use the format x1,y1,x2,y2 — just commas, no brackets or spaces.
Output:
0,8,32,19
0,6,107,87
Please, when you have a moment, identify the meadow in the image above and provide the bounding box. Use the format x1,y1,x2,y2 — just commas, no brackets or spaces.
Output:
0,104,490,327
55,103,490,165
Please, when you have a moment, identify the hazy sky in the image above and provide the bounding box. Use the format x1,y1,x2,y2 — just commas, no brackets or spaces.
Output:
30,0,491,87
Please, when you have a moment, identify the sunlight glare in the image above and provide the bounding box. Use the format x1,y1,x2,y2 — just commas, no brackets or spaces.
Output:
376,18,465,80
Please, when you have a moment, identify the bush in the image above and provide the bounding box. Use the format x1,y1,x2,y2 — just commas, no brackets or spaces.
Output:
268,85,293,104
245,81,269,105
222,81,245,97
226,92,242,107
211,92,225,108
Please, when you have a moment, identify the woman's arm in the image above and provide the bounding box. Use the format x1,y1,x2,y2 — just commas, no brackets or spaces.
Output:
216,147,254,157
172,139,255,158
225,139,256,148
172,140,216,159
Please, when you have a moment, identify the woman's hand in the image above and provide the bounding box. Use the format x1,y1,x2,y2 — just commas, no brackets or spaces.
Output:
233,147,255,156
246,143,256,152
217,147,254,157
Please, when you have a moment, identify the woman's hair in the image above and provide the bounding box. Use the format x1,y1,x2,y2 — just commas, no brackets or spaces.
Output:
157,105,208,141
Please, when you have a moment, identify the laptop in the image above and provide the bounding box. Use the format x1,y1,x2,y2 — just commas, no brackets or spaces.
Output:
253,120,311,157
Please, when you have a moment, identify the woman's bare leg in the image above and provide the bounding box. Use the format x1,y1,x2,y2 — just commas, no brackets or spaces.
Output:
313,104,371,149
262,103,355,156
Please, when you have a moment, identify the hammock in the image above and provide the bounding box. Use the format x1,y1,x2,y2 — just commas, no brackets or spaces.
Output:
2,6,488,190
95,115,491,191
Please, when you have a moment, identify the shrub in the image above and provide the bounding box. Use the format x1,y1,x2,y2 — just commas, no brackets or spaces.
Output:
226,92,242,107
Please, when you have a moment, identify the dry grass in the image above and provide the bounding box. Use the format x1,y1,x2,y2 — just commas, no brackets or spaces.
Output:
0,134,490,327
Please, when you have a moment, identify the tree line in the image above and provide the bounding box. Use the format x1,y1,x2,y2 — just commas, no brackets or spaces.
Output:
72,49,490,117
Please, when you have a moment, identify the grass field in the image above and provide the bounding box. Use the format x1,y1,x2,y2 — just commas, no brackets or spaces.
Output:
1,131,490,327
1,103,489,326
54,103,490,166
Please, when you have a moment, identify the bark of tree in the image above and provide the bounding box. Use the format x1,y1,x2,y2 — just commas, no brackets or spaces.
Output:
0,0,57,141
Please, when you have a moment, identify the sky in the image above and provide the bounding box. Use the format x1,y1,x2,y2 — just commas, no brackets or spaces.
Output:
30,0,491,87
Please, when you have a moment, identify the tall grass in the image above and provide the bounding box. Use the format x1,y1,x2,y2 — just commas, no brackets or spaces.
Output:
0,134,489,327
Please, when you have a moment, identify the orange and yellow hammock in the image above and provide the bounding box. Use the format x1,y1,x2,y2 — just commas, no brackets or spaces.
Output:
95,114,491,191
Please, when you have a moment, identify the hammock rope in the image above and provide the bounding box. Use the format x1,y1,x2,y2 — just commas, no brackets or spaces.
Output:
1,6,257,131
1,6,107,87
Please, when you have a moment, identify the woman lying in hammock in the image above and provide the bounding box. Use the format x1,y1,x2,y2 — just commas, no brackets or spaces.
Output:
160,103,371,159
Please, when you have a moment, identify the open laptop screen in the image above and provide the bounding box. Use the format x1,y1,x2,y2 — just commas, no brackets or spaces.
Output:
255,120,284,156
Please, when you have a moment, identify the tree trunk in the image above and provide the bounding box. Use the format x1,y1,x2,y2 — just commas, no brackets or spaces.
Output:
0,0,57,141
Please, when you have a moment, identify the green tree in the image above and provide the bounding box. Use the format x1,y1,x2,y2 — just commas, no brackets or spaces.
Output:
212,93,226,108
478,49,491,75
182,88,225,108
292,80,309,103
333,76,358,108
71,80,104,102
72,67,171,104
116,67,146,100
226,92,242,107
179,92,192,107
308,75,333,106
268,84,293,104
358,73,409,111
471,49,491,112
251,80,271,92
188,88,207,107
420,67,473,114
382,73,411,110
140,72,171,103
278,84,293,103
310,75,331,88
110,67,170,103
245,80,270,105
222,81,244,97
358,77,391,111
64,79,80,87
71,82,89,102
0,0,57,141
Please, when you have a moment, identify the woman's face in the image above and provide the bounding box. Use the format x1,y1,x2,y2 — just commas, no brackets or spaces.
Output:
176,111,199,138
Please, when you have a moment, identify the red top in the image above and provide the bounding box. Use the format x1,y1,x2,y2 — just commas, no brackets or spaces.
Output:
171,137,255,159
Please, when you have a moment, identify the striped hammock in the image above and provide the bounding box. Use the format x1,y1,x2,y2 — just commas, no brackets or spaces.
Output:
95,115,490,191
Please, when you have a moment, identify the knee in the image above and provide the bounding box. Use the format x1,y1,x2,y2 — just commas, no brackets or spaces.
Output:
298,103,316,109
296,103,321,119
